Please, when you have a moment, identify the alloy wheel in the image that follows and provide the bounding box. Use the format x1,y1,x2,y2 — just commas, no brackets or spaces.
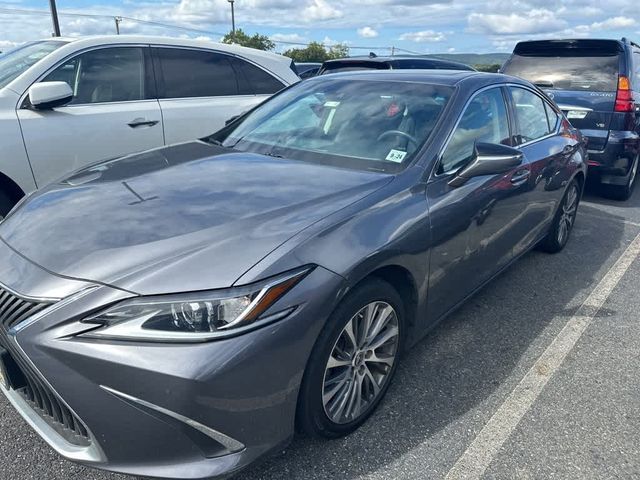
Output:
557,183,579,246
322,301,400,425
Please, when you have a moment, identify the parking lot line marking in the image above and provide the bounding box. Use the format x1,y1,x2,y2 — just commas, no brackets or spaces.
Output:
578,210,640,228
444,231,640,480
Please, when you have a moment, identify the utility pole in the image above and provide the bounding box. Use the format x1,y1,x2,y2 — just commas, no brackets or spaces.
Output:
114,16,122,35
227,0,236,37
49,0,61,37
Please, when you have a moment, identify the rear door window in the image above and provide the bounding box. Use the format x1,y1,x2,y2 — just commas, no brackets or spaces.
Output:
155,48,239,98
510,87,552,144
503,53,620,91
544,102,560,131
230,57,285,95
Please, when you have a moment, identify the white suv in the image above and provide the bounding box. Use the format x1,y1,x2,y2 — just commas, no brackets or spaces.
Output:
0,35,300,216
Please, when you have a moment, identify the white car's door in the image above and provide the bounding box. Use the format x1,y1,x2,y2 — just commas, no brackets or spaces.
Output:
17,46,163,187
153,47,286,144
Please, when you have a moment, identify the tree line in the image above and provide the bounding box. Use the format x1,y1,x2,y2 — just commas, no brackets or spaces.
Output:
222,29,500,71
223,29,348,62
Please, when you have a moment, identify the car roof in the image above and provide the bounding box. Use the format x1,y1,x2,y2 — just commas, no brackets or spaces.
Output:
53,35,291,62
323,55,471,68
5,35,300,94
304,69,520,88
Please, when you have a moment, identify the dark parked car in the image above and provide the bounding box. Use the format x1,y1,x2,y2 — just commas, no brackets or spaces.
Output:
318,55,475,75
0,71,585,479
295,62,322,79
502,38,640,200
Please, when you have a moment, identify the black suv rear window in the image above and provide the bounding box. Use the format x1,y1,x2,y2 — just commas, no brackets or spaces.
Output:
503,49,620,92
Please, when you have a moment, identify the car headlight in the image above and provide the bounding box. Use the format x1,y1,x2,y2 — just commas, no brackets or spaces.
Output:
80,267,311,342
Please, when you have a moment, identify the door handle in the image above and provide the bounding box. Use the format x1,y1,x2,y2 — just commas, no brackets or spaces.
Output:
510,169,530,185
128,118,159,128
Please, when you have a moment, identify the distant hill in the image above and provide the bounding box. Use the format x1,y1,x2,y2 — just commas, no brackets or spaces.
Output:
426,53,511,66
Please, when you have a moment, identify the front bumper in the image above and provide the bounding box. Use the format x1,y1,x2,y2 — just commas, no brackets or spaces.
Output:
0,266,344,479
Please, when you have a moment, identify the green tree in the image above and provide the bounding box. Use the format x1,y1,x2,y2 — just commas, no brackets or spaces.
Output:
473,63,502,73
328,43,349,60
283,41,349,63
222,28,275,51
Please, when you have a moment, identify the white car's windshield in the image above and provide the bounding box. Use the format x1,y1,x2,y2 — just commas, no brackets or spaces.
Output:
218,78,453,172
0,41,67,89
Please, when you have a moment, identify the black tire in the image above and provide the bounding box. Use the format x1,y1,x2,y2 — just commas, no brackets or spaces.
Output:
601,155,638,201
0,189,14,220
538,178,581,254
297,278,405,439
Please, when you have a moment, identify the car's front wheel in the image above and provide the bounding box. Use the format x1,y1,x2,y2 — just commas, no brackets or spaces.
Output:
297,278,404,438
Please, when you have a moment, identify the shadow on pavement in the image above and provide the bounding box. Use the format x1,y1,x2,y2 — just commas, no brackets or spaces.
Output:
235,194,633,479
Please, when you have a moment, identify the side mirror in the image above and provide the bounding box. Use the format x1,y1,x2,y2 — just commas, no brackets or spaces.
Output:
28,82,73,110
449,142,523,188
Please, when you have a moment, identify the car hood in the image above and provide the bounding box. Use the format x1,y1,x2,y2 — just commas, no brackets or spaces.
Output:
0,141,391,295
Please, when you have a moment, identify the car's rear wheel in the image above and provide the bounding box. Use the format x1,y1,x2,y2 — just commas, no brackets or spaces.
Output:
297,278,404,438
539,178,580,253
602,155,638,201
0,189,13,221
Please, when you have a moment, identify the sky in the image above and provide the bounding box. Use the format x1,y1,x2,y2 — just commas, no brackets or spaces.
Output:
0,0,639,55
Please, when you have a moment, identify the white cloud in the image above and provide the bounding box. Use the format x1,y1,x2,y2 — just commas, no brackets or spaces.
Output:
399,30,446,42
357,26,378,38
270,33,307,43
468,9,567,35
302,0,342,22
590,17,636,31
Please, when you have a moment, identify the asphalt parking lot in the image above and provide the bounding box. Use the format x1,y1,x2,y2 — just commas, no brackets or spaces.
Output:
1,182,640,480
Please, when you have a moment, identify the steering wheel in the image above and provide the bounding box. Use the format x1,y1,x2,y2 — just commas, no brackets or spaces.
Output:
376,130,419,149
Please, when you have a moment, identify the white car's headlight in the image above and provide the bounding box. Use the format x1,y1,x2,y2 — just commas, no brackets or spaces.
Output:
80,268,311,342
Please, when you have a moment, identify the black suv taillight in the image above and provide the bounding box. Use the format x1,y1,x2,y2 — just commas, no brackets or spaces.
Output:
614,75,635,112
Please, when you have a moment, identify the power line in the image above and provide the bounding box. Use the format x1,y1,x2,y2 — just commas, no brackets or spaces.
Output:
0,5,426,54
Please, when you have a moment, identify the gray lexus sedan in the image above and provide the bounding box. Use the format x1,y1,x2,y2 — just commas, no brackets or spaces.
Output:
0,70,586,479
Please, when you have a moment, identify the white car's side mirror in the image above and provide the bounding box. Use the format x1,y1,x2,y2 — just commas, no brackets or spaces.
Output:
28,82,73,110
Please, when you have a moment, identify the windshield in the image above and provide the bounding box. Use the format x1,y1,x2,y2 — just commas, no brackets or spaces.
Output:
218,79,452,172
503,53,620,91
0,41,67,89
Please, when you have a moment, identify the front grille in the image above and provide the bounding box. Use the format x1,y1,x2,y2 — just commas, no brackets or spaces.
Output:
0,288,50,330
0,286,90,446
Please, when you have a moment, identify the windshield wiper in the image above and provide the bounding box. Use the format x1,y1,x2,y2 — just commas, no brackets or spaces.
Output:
203,137,225,147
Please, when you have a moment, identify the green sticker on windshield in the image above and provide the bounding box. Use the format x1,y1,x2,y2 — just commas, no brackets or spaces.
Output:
386,149,407,163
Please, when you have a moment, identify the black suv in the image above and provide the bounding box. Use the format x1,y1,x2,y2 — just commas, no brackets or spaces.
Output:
318,55,475,75
502,38,640,200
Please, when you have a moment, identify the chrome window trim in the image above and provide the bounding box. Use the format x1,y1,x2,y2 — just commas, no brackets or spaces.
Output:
510,85,562,148
431,82,562,180
18,43,152,109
